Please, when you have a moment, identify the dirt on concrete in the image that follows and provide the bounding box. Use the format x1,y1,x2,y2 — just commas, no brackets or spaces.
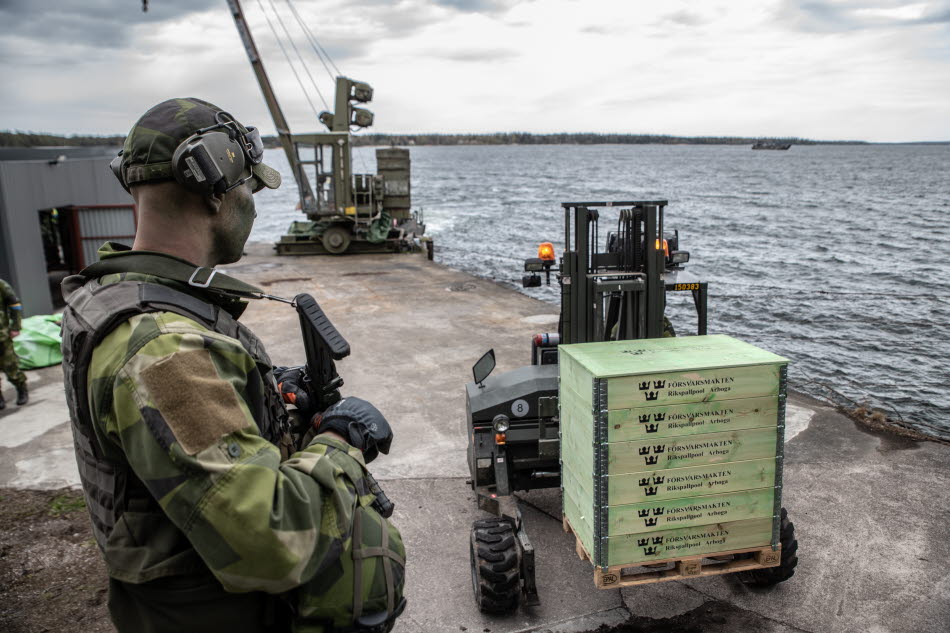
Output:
596,599,799,633
0,488,112,633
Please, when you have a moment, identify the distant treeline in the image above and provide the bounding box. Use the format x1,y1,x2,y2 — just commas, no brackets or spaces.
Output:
347,133,864,147
2,130,868,149
0,131,124,147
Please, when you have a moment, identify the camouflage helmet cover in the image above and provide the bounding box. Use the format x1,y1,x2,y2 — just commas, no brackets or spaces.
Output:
117,97,281,193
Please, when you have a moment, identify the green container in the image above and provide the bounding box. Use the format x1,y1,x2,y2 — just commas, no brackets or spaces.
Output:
606,517,774,566
559,334,788,410
608,427,780,475
608,487,775,535
607,458,778,505
559,334,788,568
607,395,780,442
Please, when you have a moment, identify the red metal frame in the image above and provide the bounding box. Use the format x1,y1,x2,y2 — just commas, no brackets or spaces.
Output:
64,204,137,270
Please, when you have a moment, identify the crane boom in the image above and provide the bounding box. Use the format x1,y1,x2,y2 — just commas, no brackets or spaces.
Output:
225,0,314,203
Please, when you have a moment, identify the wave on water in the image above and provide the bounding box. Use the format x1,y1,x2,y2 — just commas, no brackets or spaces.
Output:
252,143,950,440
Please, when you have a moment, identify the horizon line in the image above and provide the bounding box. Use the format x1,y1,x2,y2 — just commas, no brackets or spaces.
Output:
3,130,950,145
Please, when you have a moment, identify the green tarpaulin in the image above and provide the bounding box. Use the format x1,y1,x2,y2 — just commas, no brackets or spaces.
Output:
14,314,63,369
367,210,393,243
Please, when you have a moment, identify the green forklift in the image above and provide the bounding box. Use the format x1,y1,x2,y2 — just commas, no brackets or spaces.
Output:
464,201,797,611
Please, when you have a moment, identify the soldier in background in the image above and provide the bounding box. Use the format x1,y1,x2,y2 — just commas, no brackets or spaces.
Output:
0,278,27,409
60,98,404,633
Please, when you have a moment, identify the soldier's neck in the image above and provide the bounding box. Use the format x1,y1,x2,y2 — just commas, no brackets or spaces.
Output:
132,232,215,268
131,182,221,269
132,211,218,269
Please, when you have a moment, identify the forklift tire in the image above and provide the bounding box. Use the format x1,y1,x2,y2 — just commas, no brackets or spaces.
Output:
322,225,351,254
470,518,521,613
737,507,799,587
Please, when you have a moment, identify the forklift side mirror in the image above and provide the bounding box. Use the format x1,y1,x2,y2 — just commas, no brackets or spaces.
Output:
473,349,496,387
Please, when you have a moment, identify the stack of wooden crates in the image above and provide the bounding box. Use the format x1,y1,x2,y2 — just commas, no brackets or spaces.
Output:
559,334,788,587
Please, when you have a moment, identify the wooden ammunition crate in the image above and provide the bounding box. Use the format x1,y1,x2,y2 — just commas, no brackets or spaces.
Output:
607,457,778,504
559,335,788,569
607,427,780,474
609,488,775,535
606,395,781,442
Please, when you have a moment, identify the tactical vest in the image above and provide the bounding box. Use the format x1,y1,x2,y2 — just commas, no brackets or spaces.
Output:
61,259,406,632
61,275,292,551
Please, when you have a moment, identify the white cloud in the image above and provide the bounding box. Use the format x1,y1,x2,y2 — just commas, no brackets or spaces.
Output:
0,0,948,141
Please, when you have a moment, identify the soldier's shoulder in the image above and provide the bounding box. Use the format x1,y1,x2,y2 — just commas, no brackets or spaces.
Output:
90,310,243,383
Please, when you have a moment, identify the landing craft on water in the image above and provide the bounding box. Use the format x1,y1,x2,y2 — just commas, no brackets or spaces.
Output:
752,140,792,150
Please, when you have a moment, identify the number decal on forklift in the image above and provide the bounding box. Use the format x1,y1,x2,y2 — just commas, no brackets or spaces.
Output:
672,283,700,291
511,399,529,417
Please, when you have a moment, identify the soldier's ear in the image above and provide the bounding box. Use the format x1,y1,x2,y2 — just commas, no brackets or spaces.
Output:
204,192,224,215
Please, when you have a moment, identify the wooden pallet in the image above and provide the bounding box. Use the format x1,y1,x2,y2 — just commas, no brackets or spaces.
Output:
563,515,781,589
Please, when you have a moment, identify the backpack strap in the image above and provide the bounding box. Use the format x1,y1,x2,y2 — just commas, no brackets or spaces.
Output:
80,252,265,299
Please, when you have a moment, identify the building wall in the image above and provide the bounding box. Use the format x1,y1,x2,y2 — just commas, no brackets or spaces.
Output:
0,157,132,315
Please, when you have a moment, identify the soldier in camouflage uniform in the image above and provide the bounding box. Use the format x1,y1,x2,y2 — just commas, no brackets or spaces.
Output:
0,278,27,409
60,98,404,633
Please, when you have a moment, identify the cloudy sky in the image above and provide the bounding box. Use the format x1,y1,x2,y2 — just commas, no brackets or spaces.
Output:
1,0,948,142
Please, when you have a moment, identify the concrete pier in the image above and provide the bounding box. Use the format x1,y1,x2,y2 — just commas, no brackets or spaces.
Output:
0,245,947,632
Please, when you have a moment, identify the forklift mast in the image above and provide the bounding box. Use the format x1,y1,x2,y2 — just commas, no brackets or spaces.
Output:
553,201,707,346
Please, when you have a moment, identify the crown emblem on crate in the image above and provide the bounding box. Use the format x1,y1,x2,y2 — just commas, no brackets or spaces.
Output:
640,445,665,464
639,414,651,423
653,413,666,421
645,455,659,465
638,509,651,518
644,517,658,526
643,481,665,495
645,423,659,433
653,380,666,389
645,391,659,401
639,381,651,390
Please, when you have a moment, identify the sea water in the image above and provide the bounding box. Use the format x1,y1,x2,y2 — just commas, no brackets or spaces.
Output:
251,143,950,440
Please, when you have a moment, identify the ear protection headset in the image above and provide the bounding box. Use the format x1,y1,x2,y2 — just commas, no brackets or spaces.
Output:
111,111,265,196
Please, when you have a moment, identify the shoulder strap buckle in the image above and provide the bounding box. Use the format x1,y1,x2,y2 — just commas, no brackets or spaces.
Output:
188,267,218,288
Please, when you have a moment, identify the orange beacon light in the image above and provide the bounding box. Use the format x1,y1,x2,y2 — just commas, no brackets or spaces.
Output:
538,242,556,261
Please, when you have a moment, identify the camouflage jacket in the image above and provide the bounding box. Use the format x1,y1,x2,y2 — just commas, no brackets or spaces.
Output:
79,244,377,594
0,278,23,333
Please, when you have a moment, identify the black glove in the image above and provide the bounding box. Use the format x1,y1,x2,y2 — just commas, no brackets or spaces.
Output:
273,365,315,418
315,397,393,464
